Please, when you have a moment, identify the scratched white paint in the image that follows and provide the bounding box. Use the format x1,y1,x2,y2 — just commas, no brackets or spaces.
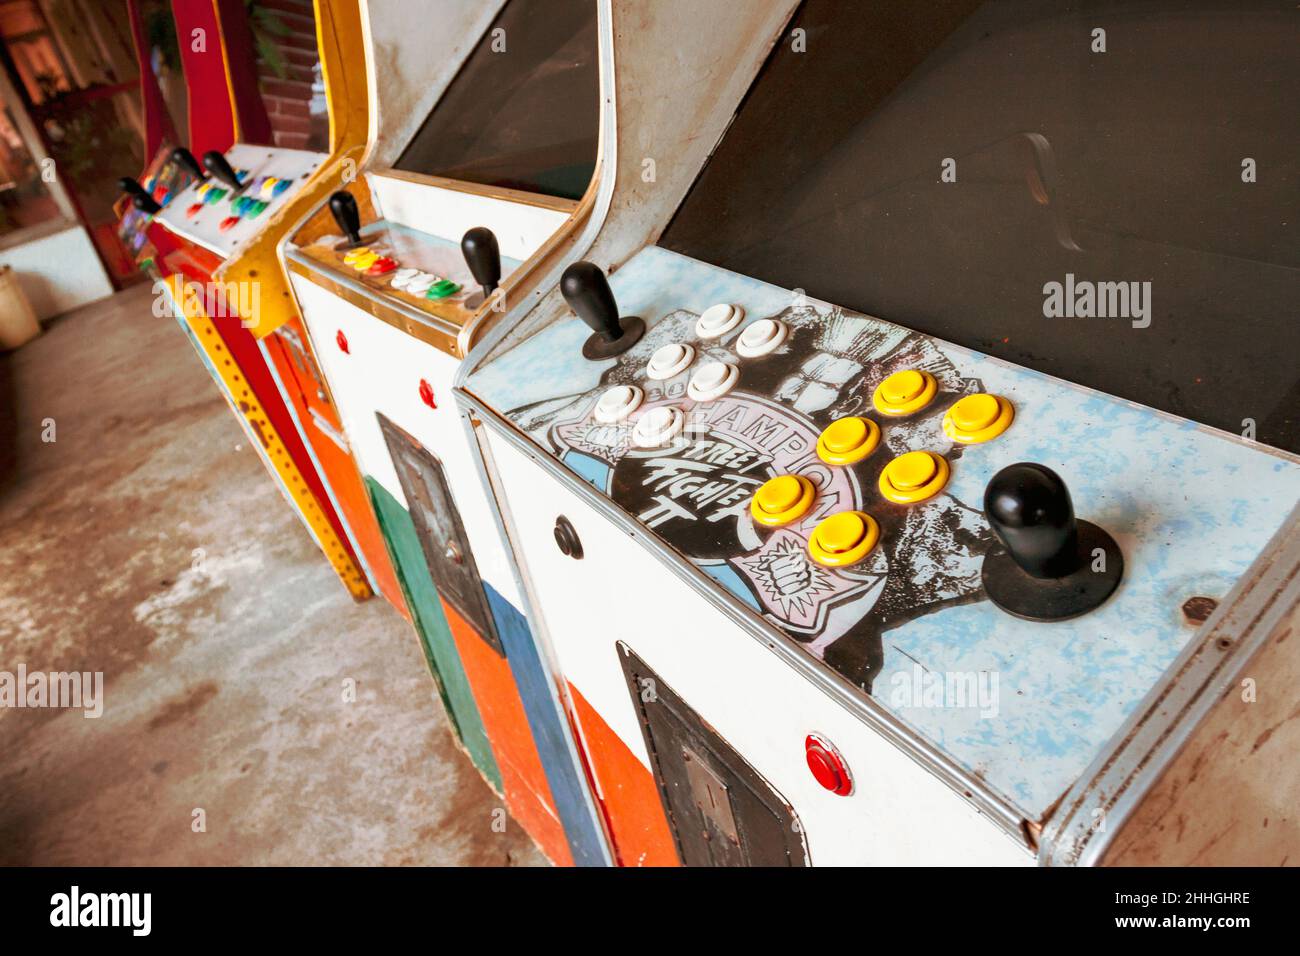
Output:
485,427,1032,866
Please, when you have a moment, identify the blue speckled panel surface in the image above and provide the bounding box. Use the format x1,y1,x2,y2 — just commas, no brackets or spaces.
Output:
466,246,1300,818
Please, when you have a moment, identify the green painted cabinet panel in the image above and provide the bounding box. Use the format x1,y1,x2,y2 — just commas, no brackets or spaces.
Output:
367,477,502,792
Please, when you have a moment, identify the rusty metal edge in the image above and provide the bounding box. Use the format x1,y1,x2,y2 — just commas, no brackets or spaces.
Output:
1039,502,1300,866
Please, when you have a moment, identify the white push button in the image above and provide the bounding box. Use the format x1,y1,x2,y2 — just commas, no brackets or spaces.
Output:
632,405,685,447
645,342,696,380
687,360,739,402
695,303,744,339
391,268,420,290
593,384,644,423
736,318,789,357
405,272,437,295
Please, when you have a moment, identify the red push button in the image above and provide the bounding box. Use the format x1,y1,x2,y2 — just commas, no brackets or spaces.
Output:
218,215,240,232
335,330,349,354
418,378,436,409
805,734,852,796
186,202,203,218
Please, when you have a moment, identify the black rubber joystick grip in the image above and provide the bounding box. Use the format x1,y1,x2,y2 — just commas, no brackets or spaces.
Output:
987,463,1079,578
202,150,244,193
131,193,161,215
461,227,501,296
981,463,1123,621
561,260,645,360
118,177,160,215
170,147,204,181
328,190,364,250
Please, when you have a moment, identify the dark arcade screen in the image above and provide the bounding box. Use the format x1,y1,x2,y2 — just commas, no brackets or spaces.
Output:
394,0,600,201
662,0,1300,452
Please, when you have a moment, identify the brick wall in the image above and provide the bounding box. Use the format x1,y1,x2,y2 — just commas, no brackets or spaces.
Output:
253,0,323,151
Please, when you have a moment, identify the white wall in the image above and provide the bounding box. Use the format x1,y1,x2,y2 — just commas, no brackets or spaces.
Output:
0,222,114,321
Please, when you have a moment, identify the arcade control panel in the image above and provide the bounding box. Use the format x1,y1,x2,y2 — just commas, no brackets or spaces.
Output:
284,190,524,344
153,143,325,260
464,245,1300,821
116,145,201,262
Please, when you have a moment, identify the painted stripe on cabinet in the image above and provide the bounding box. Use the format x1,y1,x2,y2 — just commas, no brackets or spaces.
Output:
484,583,609,866
367,477,500,791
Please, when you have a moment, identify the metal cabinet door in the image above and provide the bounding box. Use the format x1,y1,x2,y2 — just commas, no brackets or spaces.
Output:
620,643,807,866
378,413,503,654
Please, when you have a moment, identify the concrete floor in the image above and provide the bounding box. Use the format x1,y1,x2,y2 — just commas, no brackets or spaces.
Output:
0,283,547,866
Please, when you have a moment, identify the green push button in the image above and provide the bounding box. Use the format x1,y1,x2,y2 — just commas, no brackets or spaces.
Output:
425,279,461,300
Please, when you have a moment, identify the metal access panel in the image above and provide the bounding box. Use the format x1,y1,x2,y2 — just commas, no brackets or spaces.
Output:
619,642,808,867
378,413,503,655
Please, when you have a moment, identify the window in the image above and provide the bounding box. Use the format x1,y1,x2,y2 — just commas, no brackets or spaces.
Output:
0,0,153,280
0,97,57,236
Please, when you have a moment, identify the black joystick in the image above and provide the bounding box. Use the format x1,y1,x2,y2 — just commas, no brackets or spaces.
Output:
328,190,364,250
202,150,245,194
561,260,645,360
170,147,204,181
461,227,500,297
981,463,1123,621
118,177,160,215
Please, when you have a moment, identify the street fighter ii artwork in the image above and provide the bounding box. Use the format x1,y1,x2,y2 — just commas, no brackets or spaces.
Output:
503,300,996,693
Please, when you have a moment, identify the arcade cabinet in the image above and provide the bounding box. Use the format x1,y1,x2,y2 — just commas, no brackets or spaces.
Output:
115,145,199,276
280,0,608,865
114,0,204,276
457,0,1300,865
149,0,392,604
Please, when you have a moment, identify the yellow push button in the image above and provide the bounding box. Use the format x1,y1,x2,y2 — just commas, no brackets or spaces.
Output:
751,474,815,527
809,510,880,567
943,393,1014,444
873,369,937,417
351,251,380,271
341,246,370,265
890,451,936,488
879,451,950,504
816,416,880,465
